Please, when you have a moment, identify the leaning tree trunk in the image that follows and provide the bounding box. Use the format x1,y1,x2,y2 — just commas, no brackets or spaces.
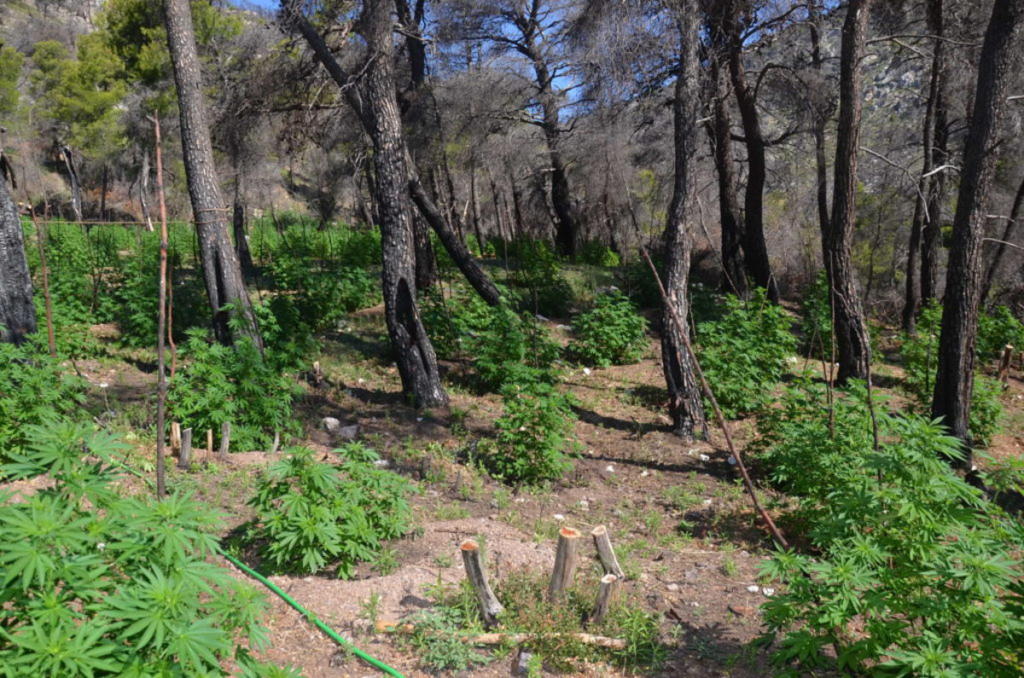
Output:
0,171,36,344
981,172,1024,303
706,17,747,298
725,7,778,303
824,0,873,383
165,0,261,349
903,0,945,333
932,0,1024,463
661,3,707,440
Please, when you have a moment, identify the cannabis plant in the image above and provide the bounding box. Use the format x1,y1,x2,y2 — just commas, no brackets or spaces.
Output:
567,291,648,367
247,444,412,577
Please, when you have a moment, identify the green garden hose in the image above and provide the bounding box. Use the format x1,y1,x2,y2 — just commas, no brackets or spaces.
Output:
106,455,405,677
220,550,406,678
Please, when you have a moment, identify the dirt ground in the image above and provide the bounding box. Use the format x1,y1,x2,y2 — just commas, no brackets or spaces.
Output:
28,314,1024,677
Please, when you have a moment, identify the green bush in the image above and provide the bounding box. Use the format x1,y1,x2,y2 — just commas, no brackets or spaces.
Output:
576,240,620,267
267,254,379,332
0,421,289,676
756,380,1024,677
421,289,560,390
696,289,796,418
168,330,301,452
246,444,412,577
977,305,1024,364
506,238,575,317
798,270,833,359
901,302,1003,446
485,380,575,485
0,337,85,456
567,291,648,367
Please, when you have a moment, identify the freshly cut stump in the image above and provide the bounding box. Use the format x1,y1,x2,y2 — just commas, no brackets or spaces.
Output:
591,525,625,579
548,527,581,601
461,539,503,627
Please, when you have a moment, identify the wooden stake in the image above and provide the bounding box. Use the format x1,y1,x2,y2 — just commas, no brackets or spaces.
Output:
548,527,581,601
590,574,618,624
460,539,504,627
219,421,231,458
591,525,625,579
152,113,169,499
469,632,625,650
206,429,213,458
178,428,192,469
998,344,1014,385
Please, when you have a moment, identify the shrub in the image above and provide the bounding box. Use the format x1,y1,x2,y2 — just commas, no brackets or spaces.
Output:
696,288,796,418
901,301,1003,446
977,305,1024,364
0,420,287,676
798,269,833,359
421,289,560,390
576,240,620,267
268,253,379,332
167,330,301,451
485,380,575,485
756,380,1024,677
246,444,412,577
506,238,575,317
0,337,85,456
567,291,648,367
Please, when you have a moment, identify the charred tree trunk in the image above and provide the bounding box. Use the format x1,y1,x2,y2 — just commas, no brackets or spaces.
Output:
412,214,437,290
921,1,949,305
662,3,707,440
165,0,261,348
825,0,873,383
981,173,1024,303
232,174,256,283
0,170,36,344
933,0,1024,461
139,150,154,231
808,1,831,245
724,3,778,302
903,0,945,332
705,16,747,298
59,144,83,223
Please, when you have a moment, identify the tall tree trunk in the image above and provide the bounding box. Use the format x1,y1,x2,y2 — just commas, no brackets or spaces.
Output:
704,17,747,298
165,0,261,348
982,173,1024,303
662,4,707,440
0,171,36,344
903,0,945,332
59,144,83,222
412,213,437,290
921,1,949,305
232,172,256,283
532,57,576,256
825,0,873,383
139,150,154,231
469,156,484,251
808,2,831,243
932,0,1024,461
724,3,778,302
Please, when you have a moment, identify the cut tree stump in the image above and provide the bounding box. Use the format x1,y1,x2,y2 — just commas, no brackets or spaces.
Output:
591,525,625,579
219,422,231,458
548,527,581,601
178,428,192,469
461,539,503,627
590,574,618,624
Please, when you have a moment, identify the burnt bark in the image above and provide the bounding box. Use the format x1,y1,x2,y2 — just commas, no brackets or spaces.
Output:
232,176,256,283
704,13,747,298
59,144,83,222
825,0,873,383
981,173,1024,303
807,1,830,244
0,169,36,344
165,0,261,348
722,2,778,302
903,0,945,332
412,213,437,290
662,3,708,440
921,1,949,304
933,0,1024,460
